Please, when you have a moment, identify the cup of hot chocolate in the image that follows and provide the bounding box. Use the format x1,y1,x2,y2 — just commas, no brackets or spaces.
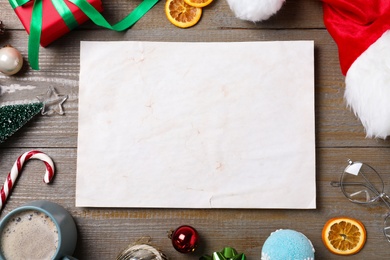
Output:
0,200,78,260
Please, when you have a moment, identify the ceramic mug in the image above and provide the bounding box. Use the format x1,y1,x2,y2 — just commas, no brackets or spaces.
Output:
0,200,78,260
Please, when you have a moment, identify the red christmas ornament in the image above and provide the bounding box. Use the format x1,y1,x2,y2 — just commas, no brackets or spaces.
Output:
170,225,199,253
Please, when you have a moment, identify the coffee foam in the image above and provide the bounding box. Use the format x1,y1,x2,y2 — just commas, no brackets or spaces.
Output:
0,210,59,259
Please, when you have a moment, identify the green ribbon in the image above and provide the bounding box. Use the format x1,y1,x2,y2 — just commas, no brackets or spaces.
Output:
9,0,159,70
200,247,246,260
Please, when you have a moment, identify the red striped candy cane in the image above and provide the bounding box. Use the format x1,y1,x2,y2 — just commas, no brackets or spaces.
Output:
0,150,55,209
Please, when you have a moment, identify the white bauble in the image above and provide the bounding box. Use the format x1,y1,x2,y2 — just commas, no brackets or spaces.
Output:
0,46,23,75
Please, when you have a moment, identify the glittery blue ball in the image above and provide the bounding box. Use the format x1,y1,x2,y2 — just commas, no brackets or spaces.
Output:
261,229,315,260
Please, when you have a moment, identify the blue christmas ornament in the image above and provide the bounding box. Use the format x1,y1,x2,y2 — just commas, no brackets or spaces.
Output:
261,229,315,260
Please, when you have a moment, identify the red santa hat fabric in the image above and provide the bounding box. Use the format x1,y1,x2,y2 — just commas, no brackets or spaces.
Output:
323,0,390,138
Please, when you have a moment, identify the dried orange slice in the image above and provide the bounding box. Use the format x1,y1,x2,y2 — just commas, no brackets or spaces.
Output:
322,217,366,255
184,0,213,8
165,0,202,28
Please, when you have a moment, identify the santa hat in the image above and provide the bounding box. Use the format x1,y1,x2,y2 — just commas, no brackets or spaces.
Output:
323,0,390,139
226,0,286,22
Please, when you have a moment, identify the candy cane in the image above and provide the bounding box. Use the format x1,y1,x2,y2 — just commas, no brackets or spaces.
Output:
0,150,55,209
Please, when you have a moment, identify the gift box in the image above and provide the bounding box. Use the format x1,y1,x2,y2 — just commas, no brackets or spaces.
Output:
12,0,103,47
10,0,158,70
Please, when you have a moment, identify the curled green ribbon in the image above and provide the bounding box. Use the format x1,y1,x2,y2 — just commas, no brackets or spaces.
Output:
9,0,159,70
200,247,246,260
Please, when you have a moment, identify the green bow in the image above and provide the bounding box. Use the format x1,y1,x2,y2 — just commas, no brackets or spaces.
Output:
9,0,159,70
200,247,246,260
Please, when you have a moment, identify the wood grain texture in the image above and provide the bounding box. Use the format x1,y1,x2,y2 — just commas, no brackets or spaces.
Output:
1,0,390,259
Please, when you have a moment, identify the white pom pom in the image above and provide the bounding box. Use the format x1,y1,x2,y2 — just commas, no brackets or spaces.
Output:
345,30,390,139
226,0,286,22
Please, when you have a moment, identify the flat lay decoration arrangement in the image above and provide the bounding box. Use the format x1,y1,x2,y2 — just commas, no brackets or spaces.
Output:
2,0,390,259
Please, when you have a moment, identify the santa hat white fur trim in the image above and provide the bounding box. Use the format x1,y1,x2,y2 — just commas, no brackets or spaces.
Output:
226,0,285,22
345,30,390,139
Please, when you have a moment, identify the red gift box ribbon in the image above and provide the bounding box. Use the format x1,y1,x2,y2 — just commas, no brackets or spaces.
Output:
9,0,159,70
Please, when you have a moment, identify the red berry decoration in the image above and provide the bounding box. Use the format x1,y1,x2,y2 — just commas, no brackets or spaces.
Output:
170,225,199,253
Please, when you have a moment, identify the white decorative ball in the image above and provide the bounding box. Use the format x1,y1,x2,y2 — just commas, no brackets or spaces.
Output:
0,46,23,75
226,0,286,22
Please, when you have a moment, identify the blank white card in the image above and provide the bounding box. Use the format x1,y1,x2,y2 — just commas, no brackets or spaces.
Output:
76,41,316,209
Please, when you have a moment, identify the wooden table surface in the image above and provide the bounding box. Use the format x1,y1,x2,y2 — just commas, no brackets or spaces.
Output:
1,0,390,259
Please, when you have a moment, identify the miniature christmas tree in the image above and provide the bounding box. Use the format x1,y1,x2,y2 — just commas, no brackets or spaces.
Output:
0,102,43,143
